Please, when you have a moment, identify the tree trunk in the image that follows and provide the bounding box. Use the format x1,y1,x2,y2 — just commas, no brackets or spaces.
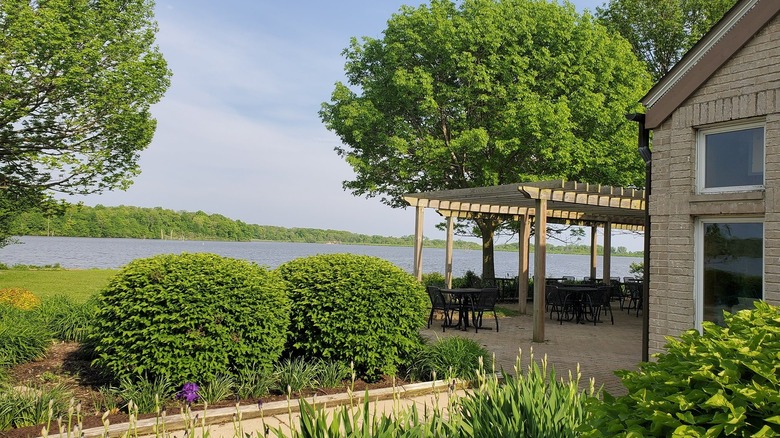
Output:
475,218,499,282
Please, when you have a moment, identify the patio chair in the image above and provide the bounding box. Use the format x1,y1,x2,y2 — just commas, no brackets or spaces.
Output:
470,287,499,333
624,281,643,316
590,285,614,325
547,285,572,324
562,275,576,281
426,286,456,331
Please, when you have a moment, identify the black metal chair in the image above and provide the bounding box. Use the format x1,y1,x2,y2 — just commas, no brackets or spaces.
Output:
624,281,643,316
426,286,456,331
547,285,572,324
470,287,499,333
590,285,614,325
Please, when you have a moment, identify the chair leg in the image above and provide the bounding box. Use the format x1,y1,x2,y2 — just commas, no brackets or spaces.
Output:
493,310,499,332
428,309,434,328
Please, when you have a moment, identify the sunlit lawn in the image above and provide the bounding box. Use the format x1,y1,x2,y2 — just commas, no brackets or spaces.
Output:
0,269,118,303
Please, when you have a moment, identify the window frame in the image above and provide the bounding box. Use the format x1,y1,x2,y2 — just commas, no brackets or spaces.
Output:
693,217,764,331
696,120,765,194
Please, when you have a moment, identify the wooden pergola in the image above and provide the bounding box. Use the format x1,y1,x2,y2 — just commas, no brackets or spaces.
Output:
403,180,645,342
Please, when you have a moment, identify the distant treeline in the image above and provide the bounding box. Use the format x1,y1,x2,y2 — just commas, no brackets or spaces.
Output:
8,204,481,249
9,204,643,256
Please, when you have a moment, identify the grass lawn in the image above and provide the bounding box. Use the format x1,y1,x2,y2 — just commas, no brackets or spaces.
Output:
0,269,118,303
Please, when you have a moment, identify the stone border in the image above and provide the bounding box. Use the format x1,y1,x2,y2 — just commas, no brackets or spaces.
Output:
73,378,473,438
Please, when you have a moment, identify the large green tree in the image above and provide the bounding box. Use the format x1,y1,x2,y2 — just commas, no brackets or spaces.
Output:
321,0,651,279
596,0,738,81
0,0,171,245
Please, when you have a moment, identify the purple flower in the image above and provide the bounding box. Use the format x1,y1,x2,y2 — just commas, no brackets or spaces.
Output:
177,383,199,403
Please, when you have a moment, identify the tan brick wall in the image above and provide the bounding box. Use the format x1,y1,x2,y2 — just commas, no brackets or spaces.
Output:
648,15,780,355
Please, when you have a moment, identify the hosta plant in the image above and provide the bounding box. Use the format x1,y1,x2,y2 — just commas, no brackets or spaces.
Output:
583,301,780,437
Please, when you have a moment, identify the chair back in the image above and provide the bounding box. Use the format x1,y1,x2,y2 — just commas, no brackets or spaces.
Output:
475,287,498,309
595,285,612,306
625,281,642,298
426,286,445,307
546,284,564,306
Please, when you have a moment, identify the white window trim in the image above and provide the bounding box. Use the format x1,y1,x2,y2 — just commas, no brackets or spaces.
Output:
696,120,765,194
694,217,764,331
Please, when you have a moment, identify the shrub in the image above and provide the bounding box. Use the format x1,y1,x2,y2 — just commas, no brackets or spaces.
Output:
90,253,290,385
0,288,41,310
421,272,446,287
0,305,51,366
583,301,780,437
0,383,72,431
116,375,174,414
408,337,490,381
34,295,98,342
277,254,428,380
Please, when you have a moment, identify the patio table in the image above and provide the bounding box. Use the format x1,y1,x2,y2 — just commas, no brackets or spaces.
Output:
556,285,598,324
439,288,483,330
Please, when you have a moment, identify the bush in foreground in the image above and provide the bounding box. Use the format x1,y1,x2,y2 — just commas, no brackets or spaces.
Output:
277,254,428,380
583,301,780,437
408,337,490,381
0,305,51,366
90,253,290,385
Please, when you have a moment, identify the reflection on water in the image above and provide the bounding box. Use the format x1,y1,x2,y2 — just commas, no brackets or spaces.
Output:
1,236,642,279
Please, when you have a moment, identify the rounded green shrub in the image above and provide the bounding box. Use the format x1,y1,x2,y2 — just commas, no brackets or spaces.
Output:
277,254,428,380
584,301,780,437
90,253,290,385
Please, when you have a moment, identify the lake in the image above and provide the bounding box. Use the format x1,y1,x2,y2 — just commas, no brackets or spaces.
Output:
0,236,642,279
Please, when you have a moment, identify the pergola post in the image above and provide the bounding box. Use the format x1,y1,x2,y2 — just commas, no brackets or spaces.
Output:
590,225,598,279
414,206,424,281
445,216,454,288
518,214,531,314
604,222,612,284
533,199,547,343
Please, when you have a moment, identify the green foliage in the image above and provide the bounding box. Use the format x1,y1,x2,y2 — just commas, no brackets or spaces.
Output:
235,368,275,400
0,384,72,431
317,360,351,389
628,261,643,278
197,374,234,405
421,272,446,287
0,0,171,246
408,337,490,381
90,253,290,385
273,350,593,438
277,254,428,380
275,357,322,394
460,352,594,437
116,375,174,415
33,295,98,342
583,301,780,437
453,270,482,288
0,305,51,366
597,0,738,81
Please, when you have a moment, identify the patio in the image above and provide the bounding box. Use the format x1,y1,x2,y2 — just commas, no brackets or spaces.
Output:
420,302,644,396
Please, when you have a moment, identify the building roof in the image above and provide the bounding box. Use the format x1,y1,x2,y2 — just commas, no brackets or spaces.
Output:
403,180,645,229
641,0,780,129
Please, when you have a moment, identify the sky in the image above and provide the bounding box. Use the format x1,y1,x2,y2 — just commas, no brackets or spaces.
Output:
66,0,644,251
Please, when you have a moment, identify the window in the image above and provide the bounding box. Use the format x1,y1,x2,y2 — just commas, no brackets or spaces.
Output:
697,122,764,192
695,219,763,328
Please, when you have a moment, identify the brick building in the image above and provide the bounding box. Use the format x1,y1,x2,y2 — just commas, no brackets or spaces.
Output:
640,0,780,353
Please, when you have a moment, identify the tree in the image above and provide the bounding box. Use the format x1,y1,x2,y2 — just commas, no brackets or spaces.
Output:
596,0,738,81
0,0,171,245
320,0,651,279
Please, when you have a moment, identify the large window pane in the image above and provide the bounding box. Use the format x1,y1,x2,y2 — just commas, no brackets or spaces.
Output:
702,222,763,325
704,127,764,189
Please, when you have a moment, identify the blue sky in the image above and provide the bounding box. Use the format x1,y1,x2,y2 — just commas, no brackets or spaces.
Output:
68,0,644,251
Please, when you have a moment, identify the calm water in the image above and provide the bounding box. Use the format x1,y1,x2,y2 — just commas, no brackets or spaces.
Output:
0,236,641,279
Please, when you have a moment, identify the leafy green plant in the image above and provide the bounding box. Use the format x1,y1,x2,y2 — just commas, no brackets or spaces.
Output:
583,301,780,437
33,295,98,342
421,272,446,287
317,360,350,388
90,253,290,385
235,368,275,400
197,374,234,404
116,375,174,414
277,253,428,380
460,351,594,438
0,305,51,366
275,357,321,394
0,384,71,431
408,337,490,381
